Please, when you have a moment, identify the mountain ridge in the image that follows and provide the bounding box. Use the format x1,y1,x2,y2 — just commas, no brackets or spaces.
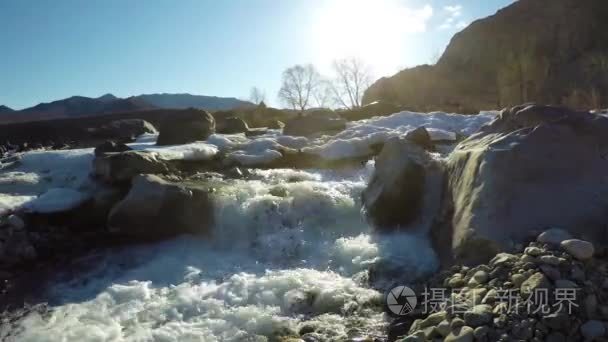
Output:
0,93,254,124
363,0,608,112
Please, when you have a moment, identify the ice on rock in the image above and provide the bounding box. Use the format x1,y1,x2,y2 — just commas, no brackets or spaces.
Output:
23,188,90,214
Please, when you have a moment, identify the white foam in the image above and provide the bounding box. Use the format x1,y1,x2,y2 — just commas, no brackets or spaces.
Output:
6,167,438,341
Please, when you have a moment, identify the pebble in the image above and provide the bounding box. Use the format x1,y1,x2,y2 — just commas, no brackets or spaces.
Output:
561,239,594,260
436,320,451,337
473,270,489,284
450,318,465,330
539,255,561,266
511,273,526,287
520,272,549,297
463,305,493,327
445,326,474,342
525,246,543,257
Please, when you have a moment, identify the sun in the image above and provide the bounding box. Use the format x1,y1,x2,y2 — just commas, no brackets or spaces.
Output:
312,0,433,77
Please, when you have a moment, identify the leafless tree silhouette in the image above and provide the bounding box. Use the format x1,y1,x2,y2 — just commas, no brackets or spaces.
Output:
278,64,321,112
330,58,373,109
249,87,266,105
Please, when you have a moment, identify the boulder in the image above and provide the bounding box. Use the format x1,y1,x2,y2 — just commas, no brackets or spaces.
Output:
93,150,169,183
268,120,285,130
404,126,434,151
94,141,132,157
362,137,443,230
537,228,572,246
108,174,213,238
216,117,249,134
283,115,346,137
561,239,595,260
435,105,608,264
90,119,157,140
156,108,215,145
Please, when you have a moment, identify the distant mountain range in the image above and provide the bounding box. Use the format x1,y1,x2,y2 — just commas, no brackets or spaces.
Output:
0,93,254,124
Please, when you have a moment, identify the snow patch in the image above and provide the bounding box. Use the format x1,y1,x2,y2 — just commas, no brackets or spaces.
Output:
23,188,90,214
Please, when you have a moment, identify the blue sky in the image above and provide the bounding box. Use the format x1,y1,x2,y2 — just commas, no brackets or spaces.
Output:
0,0,513,109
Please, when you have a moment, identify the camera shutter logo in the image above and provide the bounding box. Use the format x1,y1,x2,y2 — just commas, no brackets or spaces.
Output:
386,286,417,315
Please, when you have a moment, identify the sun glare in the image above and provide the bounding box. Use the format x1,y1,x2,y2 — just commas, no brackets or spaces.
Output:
312,0,433,77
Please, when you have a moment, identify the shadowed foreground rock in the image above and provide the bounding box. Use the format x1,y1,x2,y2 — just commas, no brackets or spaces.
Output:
362,136,442,230
438,105,608,264
108,174,213,238
156,108,215,145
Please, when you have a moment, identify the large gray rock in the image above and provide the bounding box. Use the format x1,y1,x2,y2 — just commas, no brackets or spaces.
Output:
362,137,443,230
283,115,346,137
93,150,169,183
216,117,249,134
435,105,608,264
156,108,215,145
90,119,157,140
108,174,213,238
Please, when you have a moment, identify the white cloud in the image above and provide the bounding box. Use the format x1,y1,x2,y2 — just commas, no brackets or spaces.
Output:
444,5,462,17
438,4,467,30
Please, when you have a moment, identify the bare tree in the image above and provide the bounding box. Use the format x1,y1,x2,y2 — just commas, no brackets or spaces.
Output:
249,87,266,105
312,79,333,108
330,58,373,109
278,64,320,112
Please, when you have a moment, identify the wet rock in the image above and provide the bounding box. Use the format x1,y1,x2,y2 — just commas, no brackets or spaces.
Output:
561,239,595,260
157,108,215,145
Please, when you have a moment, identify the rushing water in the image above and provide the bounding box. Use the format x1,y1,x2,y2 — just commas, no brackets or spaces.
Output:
4,166,438,342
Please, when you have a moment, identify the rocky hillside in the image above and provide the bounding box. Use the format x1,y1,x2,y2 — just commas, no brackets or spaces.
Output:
363,0,608,112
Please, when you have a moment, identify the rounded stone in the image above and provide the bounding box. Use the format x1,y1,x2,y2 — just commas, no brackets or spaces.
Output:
561,239,594,260
537,228,572,246
580,320,605,340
